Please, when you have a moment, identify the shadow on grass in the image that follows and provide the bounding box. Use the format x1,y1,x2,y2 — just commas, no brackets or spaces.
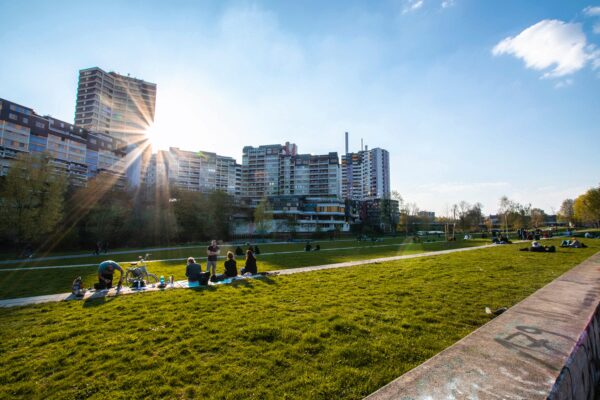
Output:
83,294,118,308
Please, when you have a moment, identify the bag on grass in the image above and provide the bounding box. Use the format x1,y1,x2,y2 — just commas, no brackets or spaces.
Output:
72,276,84,297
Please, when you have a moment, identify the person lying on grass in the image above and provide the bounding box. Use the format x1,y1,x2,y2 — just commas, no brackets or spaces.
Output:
241,249,258,275
520,241,556,253
96,260,123,290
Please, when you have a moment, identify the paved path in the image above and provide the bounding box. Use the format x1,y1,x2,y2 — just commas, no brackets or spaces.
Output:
0,240,451,272
0,243,497,308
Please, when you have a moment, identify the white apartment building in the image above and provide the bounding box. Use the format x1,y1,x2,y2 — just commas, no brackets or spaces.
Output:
153,147,240,195
241,142,340,202
341,146,390,200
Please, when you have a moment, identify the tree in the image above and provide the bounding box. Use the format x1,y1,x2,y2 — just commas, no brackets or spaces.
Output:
498,196,530,231
0,153,67,247
558,199,575,226
574,186,600,227
172,189,209,242
205,190,234,240
254,197,272,235
530,208,546,228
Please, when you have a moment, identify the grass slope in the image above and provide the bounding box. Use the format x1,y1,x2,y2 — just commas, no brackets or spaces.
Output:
0,240,484,300
0,239,598,399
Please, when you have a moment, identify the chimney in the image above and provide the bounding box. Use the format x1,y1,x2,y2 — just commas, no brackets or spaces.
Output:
361,138,364,151
345,132,349,155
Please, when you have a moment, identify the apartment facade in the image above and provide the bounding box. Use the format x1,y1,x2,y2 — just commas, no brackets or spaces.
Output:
75,67,157,186
241,142,341,202
153,147,240,195
341,147,390,201
0,97,127,186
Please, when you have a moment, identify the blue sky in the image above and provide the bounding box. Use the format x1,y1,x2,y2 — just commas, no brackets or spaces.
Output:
1,0,599,215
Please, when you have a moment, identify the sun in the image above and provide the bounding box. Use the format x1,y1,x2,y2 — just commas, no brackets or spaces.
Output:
145,123,169,152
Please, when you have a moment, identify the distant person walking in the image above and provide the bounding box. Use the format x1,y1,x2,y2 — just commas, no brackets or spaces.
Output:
207,240,220,275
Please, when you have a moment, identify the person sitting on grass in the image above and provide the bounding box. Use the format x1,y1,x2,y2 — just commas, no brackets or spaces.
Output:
241,249,258,275
224,251,238,277
186,257,210,285
305,241,312,252
96,260,123,290
212,251,239,282
235,246,244,256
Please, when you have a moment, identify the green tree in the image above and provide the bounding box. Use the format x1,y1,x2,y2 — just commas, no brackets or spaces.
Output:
254,197,272,235
205,190,234,240
574,186,600,227
0,153,67,247
172,189,208,242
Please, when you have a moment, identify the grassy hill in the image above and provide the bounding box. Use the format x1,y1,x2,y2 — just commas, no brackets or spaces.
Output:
0,239,598,399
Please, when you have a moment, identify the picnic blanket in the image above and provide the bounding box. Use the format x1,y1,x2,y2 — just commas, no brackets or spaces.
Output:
176,274,264,288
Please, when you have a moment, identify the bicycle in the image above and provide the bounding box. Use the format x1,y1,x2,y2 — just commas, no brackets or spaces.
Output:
125,253,159,288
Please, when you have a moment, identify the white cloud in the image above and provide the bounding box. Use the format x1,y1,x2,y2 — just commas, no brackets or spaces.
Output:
492,19,598,78
441,0,455,8
584,6,600,16
403,0,424,14
554,78,573,89
594,23,600,34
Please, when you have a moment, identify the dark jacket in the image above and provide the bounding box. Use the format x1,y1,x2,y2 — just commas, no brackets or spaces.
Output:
224,259,237,277
243,257,257,275
186,262,203,281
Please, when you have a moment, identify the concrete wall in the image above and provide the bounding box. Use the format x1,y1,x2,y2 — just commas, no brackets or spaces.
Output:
365,251,600,400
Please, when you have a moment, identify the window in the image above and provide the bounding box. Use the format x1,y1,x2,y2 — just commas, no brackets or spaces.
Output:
35,121,45,129
22,117,28,124
8,113,17,120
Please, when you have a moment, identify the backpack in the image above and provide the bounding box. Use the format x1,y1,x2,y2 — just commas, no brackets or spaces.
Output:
72,276,84,297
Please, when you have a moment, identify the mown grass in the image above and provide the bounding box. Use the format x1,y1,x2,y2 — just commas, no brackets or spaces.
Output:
0,239,598,400
0,236,451,268
0,239,484,300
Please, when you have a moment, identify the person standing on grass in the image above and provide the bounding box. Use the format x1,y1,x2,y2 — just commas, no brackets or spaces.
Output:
207,239,220,275
97,260,123,290
241,249,257,275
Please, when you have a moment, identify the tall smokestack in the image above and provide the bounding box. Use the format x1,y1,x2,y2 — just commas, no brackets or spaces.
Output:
361,138,364,151
345,131,349,155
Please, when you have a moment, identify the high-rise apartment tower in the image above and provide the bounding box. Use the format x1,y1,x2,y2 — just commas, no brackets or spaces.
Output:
74,67,157,186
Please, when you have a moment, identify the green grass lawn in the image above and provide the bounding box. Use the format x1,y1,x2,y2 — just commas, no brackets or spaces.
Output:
0,239,598,400
0,236,453,268
0,239,485,300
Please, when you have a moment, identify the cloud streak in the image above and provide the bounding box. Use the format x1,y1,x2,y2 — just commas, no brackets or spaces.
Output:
403,0,424,14
492,19,598,78
584,6,600,17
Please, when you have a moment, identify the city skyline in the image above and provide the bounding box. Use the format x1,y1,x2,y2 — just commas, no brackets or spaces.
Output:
1,0,599,215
